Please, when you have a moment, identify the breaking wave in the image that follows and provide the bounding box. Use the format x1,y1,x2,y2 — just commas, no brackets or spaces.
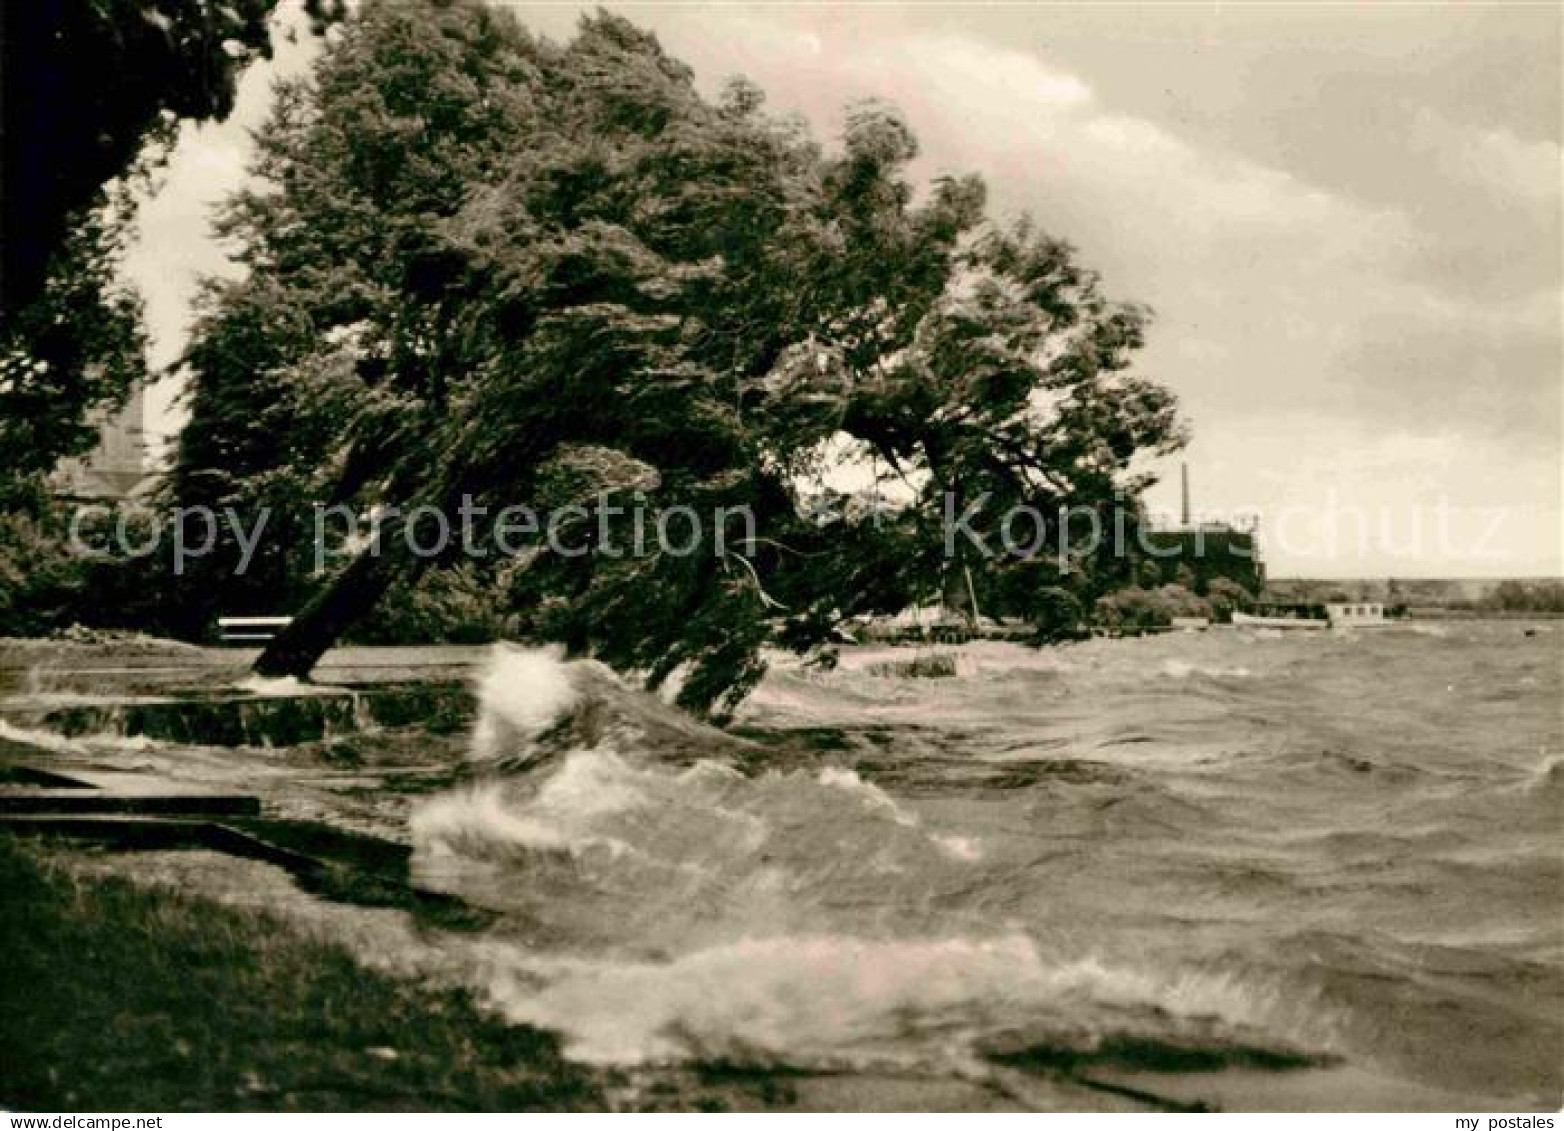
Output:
404,628,1562,1103
479,932,1324,1069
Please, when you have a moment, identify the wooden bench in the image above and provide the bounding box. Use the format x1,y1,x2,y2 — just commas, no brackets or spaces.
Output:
216,616,293,645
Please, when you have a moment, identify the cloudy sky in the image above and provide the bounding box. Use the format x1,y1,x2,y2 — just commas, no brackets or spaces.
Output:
126,1,1561,577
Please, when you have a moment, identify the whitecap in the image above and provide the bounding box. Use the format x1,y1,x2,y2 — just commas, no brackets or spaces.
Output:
479,932,1316,1069
469,643,577,760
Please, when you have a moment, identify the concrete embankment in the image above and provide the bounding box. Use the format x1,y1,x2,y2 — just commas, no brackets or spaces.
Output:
0,639,487,745
3,682,473,746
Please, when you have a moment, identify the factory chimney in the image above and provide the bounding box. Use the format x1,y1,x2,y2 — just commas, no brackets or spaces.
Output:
1181,462,1192,528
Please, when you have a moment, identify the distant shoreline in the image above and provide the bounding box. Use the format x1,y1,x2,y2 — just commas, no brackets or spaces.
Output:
1403,608,1564,620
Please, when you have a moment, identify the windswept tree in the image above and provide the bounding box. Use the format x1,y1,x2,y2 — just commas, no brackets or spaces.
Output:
167,0,536,633
173,0,1185,713
744,163,1187,630
176,2,866,707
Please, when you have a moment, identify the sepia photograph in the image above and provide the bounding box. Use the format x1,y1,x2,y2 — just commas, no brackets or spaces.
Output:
1,0,1560,1118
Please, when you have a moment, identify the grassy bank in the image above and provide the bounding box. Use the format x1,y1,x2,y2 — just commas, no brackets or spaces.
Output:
0,836,603,1112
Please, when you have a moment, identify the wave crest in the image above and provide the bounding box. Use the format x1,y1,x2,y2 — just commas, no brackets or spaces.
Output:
469,645,578,761
478,932,1320,1069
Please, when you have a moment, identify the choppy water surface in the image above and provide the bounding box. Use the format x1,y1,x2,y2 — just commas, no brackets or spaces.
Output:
410,625,1563,1108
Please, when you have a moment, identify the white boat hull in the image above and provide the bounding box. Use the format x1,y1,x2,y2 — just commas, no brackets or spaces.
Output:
1232,612,1328,630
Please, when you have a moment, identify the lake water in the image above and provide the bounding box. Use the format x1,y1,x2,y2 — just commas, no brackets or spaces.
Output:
410,624,1562,1109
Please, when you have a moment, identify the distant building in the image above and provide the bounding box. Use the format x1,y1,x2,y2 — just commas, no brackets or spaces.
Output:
1140,524,1266,594
1139,465,1265,594
50,385,153,501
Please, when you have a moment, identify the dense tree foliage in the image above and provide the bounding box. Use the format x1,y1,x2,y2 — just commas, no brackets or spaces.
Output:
0,0,340,506
1483,579,1564,614
171,0,1186,712
0,0,347,498
0,202,147,488
1,0,348,314
1094,584,1212,631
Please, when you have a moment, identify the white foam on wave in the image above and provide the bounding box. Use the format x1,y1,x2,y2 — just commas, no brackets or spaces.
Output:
4,689,167,707
739,668,918,725
412,747,986,866
932,834,984,861
469,644,578,760
817,766,918,827
234,673,340,697
817,766,984,858
413,748,649,859
829,641,1078,680
91,732,163,752
1160,658,1252,680
0,718,81,752
479,932,1303,1067
413,747,779,865
0,718,169,755
1526,754,1563,793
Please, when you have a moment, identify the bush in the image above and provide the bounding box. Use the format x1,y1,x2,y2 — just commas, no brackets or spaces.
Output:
1029,586,1087,643
1094,584,1211,630
1205,577,1254,621
0,484,191,639
0,501,82,635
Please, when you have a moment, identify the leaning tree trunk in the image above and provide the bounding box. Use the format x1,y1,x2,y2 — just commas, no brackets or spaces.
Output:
252,525,428,678
252,503,435,678
920,440,977,628
252,446,472,678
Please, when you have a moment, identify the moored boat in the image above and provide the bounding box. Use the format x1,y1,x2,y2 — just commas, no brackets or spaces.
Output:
1233,609,1328,630
1233,601,1394,630
1324,602,1393,628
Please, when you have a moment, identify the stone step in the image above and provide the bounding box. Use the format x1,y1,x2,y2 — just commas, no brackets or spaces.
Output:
0,814,294,860
0,763,92,788
0,814,491,927
0,681,474,746
0,787,260,817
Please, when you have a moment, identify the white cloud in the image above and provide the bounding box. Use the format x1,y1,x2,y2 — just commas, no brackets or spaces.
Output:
1410,108,1563,209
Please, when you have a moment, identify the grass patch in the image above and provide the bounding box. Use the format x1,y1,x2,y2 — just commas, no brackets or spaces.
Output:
0,835,602,1111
